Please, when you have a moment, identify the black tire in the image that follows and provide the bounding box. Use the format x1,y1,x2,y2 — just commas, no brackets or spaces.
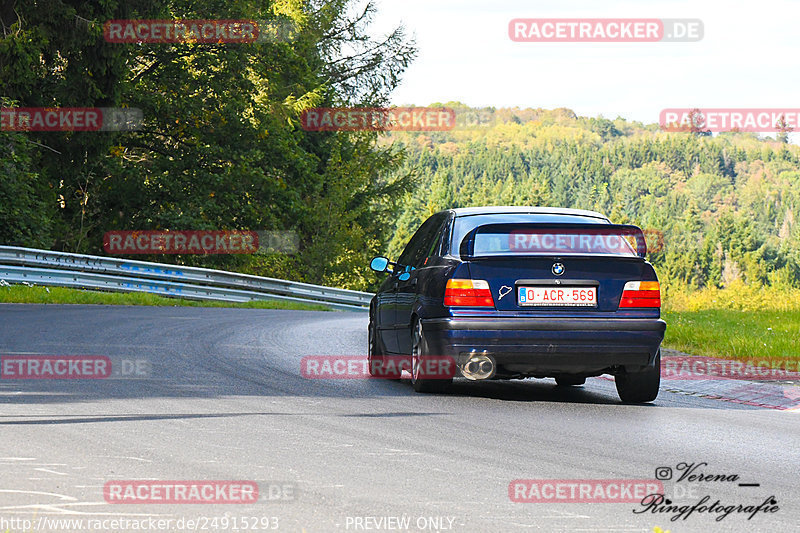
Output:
368,319,400,379
410,319,452,393
615,351,661,403
555,375,586,386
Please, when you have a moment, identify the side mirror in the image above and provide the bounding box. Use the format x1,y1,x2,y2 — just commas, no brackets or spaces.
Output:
370,256,390,273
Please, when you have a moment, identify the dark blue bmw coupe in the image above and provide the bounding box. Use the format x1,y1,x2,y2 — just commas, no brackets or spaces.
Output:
368,206,666,403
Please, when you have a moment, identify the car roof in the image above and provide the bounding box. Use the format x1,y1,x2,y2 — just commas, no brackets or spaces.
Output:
446,206,610,221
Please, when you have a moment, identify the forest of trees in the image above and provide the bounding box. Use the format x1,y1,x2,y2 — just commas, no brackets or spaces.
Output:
384,104,800,292
0,0,415,290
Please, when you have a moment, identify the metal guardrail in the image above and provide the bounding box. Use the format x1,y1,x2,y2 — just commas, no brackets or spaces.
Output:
0,246,372,311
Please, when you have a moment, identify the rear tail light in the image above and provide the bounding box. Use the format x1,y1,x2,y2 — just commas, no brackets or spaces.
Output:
444,279,494,307
619,281,661,308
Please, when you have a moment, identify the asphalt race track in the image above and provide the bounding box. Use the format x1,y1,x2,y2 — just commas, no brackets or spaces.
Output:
0,304,798,532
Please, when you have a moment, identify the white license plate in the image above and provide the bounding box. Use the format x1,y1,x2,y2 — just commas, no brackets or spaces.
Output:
517,286,597,306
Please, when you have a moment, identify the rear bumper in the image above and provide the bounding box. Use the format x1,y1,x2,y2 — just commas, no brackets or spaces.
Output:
421,317,666,375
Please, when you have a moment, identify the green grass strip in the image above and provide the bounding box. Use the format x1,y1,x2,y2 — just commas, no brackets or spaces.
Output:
663,310,800,362
0,285,330,311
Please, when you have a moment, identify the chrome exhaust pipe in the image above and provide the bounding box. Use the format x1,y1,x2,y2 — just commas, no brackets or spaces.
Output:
461,351,495,380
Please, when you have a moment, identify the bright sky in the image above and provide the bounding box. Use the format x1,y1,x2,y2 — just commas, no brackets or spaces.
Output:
372,0,799,139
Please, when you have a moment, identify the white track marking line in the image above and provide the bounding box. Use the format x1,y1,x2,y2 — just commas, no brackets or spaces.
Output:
34,468,68,476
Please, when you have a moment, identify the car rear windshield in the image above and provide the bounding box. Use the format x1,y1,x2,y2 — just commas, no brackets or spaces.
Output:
451,213,609,254
460,223,646,257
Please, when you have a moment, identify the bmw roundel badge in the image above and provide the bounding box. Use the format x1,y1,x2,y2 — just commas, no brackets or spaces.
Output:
552,263,565,276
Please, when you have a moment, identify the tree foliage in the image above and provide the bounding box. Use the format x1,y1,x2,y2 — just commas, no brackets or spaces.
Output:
0,0,415,289
386,106,800,291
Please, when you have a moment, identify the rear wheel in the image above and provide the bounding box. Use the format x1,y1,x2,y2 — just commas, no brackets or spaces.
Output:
411,319,452,393
615,351,661,403
368,319,400,379
555,375,586,386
